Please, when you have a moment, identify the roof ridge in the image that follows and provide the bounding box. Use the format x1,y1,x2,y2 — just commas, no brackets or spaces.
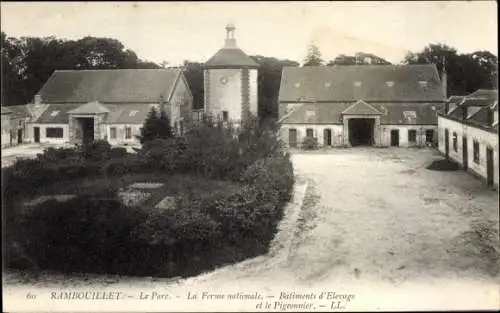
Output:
54,68,178,72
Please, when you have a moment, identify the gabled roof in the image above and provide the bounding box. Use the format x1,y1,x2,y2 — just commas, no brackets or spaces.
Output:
37,69,182,104
34,104,81,124
7,104,30,119
441,89,498,132
280,102,438,125
342,100,383,115
1,106,13,114
279,64,445,102
68,101,110,114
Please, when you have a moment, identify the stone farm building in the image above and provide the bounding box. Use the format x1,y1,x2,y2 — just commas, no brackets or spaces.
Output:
438,89,498,188
1,105,30,148
278,65,446,148
27,69,192,145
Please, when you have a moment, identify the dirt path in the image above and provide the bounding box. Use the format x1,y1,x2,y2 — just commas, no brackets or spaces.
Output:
3,148,499,311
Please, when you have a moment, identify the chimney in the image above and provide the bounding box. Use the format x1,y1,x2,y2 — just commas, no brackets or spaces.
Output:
224,23,237,49
34,94,42,105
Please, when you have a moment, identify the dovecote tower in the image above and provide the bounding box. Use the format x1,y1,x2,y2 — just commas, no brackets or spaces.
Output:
203,24,259,123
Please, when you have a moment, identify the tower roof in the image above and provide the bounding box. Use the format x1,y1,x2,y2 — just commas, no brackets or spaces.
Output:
204,24,259,69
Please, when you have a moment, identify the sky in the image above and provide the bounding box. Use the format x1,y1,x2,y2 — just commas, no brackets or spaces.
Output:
1,1,498,66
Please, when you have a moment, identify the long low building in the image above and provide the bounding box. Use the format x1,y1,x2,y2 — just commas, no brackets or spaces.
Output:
23,68,193,146
278,65,446,148
438,89,498,188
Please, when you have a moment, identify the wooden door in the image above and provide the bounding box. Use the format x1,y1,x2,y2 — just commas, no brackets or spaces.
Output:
444,129,449,159
462,136,468,170
289,129,297,147
323,129,332,146
390,129,399,147
17,129,22,144
486,147,494,186
34,127,40,143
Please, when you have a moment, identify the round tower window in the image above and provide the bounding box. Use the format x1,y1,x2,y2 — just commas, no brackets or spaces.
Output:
220,77,228,85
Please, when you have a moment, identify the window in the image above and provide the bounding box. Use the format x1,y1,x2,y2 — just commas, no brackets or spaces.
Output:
306,128,314,138
110,127,117,139
408,130,417,143
50,111,60,117
125,127,132,139
46,127,63,138
18,120,23,127
222,111,228,121
473,140,480,164
452,132,458,152
129,110,139,116
425,130,434,143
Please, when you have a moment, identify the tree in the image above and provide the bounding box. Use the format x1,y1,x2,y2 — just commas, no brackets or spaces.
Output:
327,52,391,66
137,107,173,144
183,60,204,110
250,55,300,119
1,33,160,106
303,44,324,66
404,43,498,95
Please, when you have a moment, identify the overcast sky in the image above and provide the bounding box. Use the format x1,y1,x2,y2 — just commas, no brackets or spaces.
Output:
1,1,497,66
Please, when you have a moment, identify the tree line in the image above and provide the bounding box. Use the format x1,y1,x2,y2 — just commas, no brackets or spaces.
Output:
1,32,497,120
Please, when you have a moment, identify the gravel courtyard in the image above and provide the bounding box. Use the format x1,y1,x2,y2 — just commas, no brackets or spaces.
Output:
4,147,499,311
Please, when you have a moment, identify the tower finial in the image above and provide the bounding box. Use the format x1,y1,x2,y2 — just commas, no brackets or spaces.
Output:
224,23,237,48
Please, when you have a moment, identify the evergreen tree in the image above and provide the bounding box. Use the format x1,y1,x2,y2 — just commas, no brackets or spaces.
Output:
137,107,173,144
303,44,324,66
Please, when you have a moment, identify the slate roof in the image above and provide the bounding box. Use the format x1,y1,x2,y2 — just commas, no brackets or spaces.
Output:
1,106,13,114
7,105,30,119
35,103,155,125
34,104,81,124
440,89,498,132
280,102,439,125
205,48,259,68
68,101,110,114
278,64,445,102
104,104,155,124
38,69,182,103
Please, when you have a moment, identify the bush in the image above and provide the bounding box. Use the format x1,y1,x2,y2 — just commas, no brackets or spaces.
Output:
301,136,319,150
13,196,148,274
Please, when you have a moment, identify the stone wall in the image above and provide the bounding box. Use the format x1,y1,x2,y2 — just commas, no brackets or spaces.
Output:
438,116,498,187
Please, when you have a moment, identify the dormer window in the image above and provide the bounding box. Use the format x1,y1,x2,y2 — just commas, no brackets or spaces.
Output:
354,81,362,87
325,82,331,88
305,110,315,119
50,111,60,117
386,81,394,87
418,81,428,88
129,110,139,116
294,82,301,88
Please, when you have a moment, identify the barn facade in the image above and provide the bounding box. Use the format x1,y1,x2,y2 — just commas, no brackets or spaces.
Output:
278,65,446,148
26,68,193,146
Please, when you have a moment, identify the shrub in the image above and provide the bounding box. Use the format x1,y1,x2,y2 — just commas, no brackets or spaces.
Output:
301,136,319,150
14,195,148,274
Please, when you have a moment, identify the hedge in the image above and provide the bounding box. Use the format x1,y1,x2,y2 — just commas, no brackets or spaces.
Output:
5,118,296,277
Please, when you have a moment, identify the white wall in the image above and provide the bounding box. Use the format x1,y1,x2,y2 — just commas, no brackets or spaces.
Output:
30,124,70,143
281,124,344,147
380,125,437,147
249,69,258,116
438,116,498,187
107,124,142,145
205,68,242,121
